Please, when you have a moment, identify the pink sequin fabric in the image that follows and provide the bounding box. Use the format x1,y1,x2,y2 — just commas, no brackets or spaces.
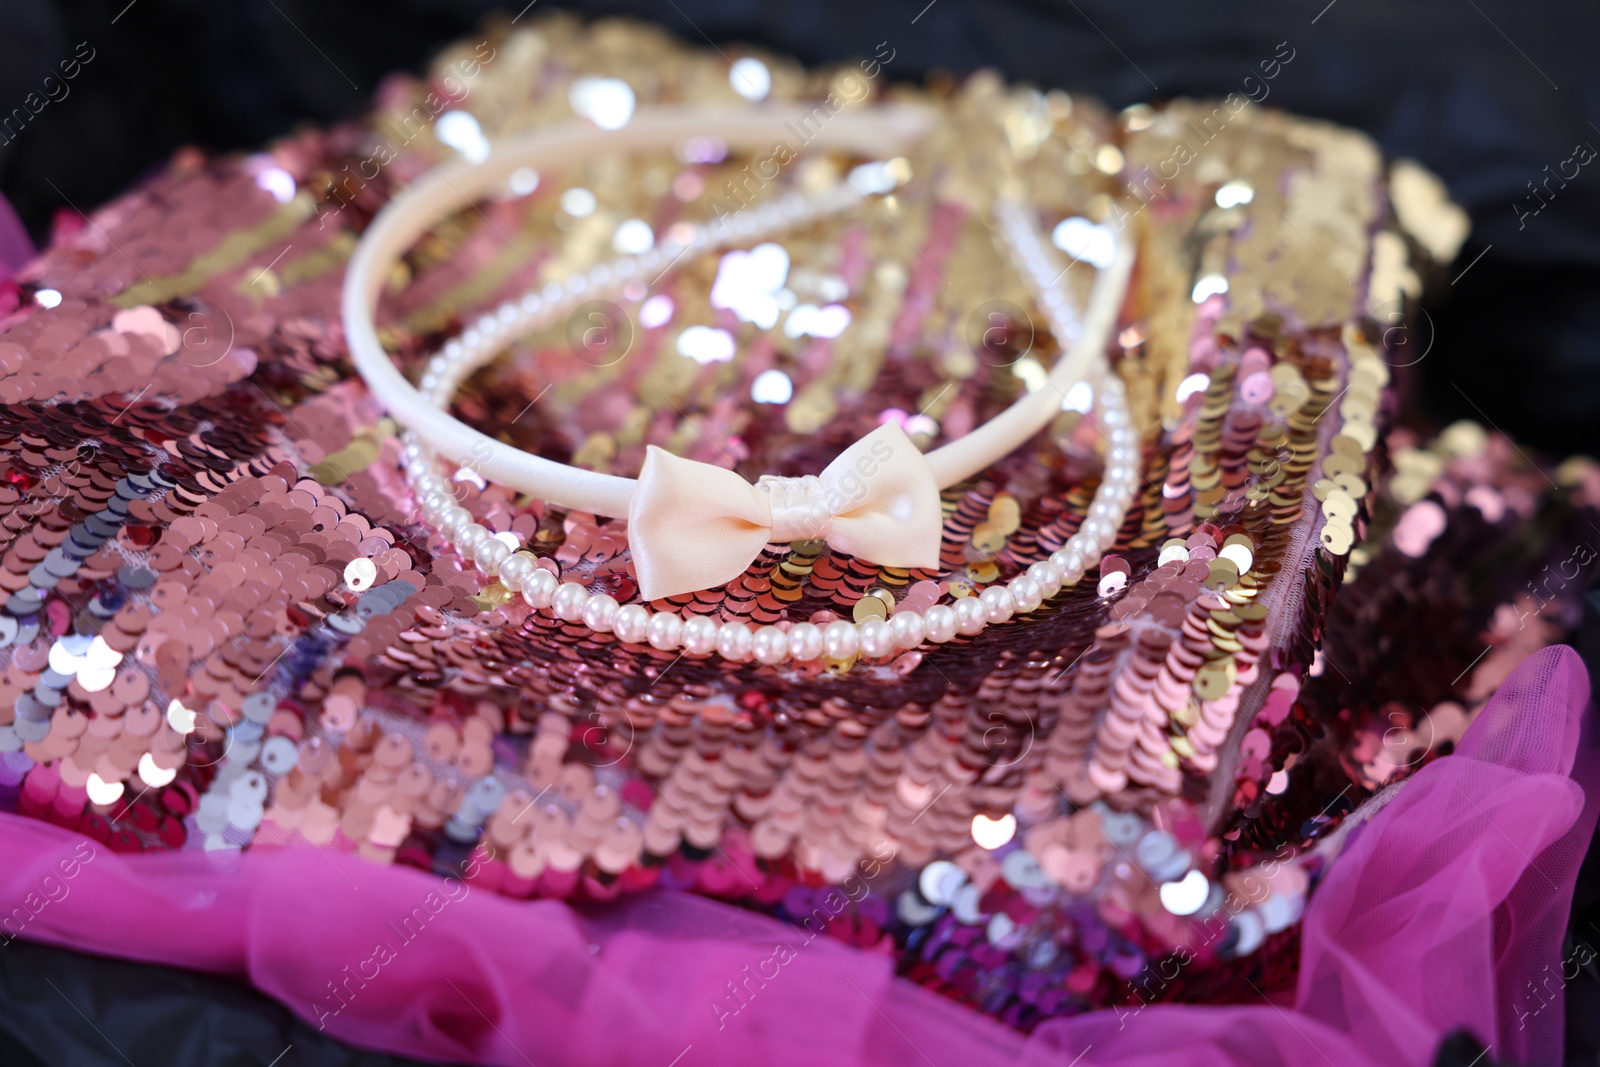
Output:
0,14,1595,1046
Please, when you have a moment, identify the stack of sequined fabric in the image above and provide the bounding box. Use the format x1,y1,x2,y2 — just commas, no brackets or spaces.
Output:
1,13,1595,1057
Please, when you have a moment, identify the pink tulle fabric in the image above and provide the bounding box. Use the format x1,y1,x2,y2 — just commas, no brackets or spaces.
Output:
1,645,1593,1067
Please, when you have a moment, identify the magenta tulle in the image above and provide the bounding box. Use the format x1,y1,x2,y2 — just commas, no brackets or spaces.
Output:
1,645,1593,1066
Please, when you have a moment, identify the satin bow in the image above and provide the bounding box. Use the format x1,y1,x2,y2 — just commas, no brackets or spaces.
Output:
627,421,943,601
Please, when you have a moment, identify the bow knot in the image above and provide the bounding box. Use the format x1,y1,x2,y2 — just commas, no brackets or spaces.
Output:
627,421,942,601
759,474,833,542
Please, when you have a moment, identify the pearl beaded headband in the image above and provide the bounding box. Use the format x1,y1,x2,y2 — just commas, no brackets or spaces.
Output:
344,103,1140,661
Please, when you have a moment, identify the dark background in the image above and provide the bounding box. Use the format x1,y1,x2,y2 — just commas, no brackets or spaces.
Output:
0,2,1597,1064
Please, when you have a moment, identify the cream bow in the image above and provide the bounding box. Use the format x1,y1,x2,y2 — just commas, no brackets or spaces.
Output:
627,421,943,601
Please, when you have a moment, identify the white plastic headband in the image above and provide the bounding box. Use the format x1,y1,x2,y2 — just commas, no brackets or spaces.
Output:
342,104,1134,520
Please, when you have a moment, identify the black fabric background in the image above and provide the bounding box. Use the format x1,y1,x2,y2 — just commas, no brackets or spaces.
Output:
0,938,451,1067
0,2,1596,1064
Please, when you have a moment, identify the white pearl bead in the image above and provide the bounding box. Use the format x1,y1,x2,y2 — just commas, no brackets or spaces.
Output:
498,552,535,592
646,612,682,651
786,622,823,661
1009,575,1043,613
923,605,958,643
522,568,558,609
1066,534,1096,559
1026,561,1062,597
1048,549,1076,573
583,593,619,632
822,620,859,660
456,523,489,554
717,622,754,662
954,596,988,635
858,618,894,659
552,582,589,621
752,625,789,665
980,586,1015,623
439,507,472,540
682,615,719,655
890,611,925,649
613,604,650,644
473,537,510,575
1055,552,1087,585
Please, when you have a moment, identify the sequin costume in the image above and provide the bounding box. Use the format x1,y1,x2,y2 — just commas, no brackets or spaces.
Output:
1,14,1595,1039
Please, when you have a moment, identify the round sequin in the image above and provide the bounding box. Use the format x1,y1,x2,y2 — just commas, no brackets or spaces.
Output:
344,557,378,592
